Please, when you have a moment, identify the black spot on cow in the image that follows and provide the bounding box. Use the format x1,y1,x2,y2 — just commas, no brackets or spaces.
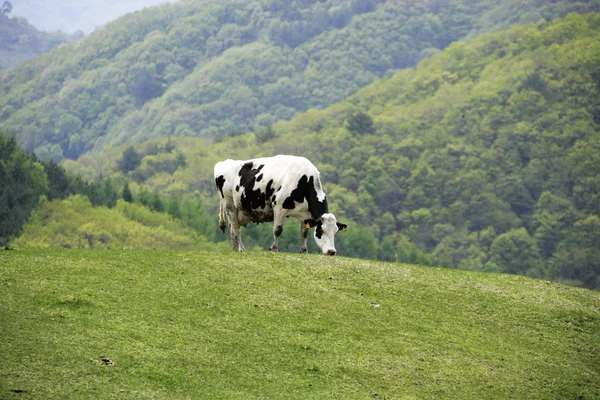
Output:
239,162,263,187
282,175,328,219
238,163,276,212
215,175,226,198
235,185,240,192
315,224,323,239
265,179,275,200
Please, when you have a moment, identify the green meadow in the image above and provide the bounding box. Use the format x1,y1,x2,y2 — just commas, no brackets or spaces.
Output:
1,249,599,399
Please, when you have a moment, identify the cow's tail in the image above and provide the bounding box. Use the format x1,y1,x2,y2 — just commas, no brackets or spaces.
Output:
219,202,226,233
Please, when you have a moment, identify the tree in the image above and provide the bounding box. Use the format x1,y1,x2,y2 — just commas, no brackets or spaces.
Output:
117,146,142,173
128,63,164,105
551,216,600,289
166,195,181,219
255,125,276,143
121,182,133,203
335,225,377,259
138,187,153,209
0,131,48,248
101,179,118,208
486,228,540,277
179,194,216,240
2,1,12,16
151,191,164,213
346,111,375,135
42,159,71,201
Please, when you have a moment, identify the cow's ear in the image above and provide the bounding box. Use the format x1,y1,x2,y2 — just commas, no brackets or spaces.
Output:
337,222,347,232
304,219,317,229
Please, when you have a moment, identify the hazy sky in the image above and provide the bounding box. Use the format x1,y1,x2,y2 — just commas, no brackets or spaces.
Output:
10,0,179,33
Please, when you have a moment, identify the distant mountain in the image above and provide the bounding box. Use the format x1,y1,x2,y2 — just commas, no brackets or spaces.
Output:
10,0,179,33
0,13,79,70
1,0,599,161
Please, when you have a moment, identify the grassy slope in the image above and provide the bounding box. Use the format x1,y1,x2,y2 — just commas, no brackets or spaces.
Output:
1,249,599,399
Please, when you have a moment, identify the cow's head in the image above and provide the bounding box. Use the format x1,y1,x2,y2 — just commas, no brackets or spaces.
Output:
305,213,347,256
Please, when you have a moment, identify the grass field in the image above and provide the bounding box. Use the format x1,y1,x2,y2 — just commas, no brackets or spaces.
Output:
1,249,599,399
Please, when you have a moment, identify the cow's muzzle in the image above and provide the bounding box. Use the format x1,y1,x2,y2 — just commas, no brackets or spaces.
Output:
326,249,336,256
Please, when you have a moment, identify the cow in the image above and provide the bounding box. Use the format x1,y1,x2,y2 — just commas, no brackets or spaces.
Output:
214,155,347,255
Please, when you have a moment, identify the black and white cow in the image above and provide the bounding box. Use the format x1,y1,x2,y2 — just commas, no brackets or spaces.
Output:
214,155,347,255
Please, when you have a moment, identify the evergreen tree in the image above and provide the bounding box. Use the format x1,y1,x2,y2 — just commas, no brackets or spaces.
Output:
101,179,118,208
151,191,164,213
255,125,276,143
166,195,182,219
42,159,71,201
117,146,142,173
0,131,48,248
346,111,375,135
121,182,133,203
2,1,12,16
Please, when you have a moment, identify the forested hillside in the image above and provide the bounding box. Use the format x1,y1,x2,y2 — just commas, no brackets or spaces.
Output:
0,12,78,70
1,129,224,251
12,195,218,250
1,0,599,161
66,13,600,289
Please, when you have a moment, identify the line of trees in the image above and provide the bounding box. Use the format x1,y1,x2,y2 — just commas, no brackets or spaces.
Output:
1,129,218,249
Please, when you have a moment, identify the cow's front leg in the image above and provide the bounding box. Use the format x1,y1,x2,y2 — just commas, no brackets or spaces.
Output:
270,224,283,252
300,221,309,253
270,213,285,252
230,225,245,252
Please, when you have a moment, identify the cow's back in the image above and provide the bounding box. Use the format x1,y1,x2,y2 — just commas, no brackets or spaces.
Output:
215,155,327,223
234,156,309,211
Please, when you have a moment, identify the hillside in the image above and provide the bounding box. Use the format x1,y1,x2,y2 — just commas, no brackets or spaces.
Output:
0,13,77,70
11,195,224,251
64,14,600,289
1,0,599,160
1,249,599,399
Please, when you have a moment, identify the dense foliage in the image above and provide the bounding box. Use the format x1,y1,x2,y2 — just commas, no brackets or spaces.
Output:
0,131,47,247
68,14,600,289
1,129,219,250
0,12,78,70
1,0,599,161
12,195,221,250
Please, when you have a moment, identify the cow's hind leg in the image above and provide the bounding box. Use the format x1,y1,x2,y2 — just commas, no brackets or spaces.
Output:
270,213,285,252
228,211,245,252
219,202,226,233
